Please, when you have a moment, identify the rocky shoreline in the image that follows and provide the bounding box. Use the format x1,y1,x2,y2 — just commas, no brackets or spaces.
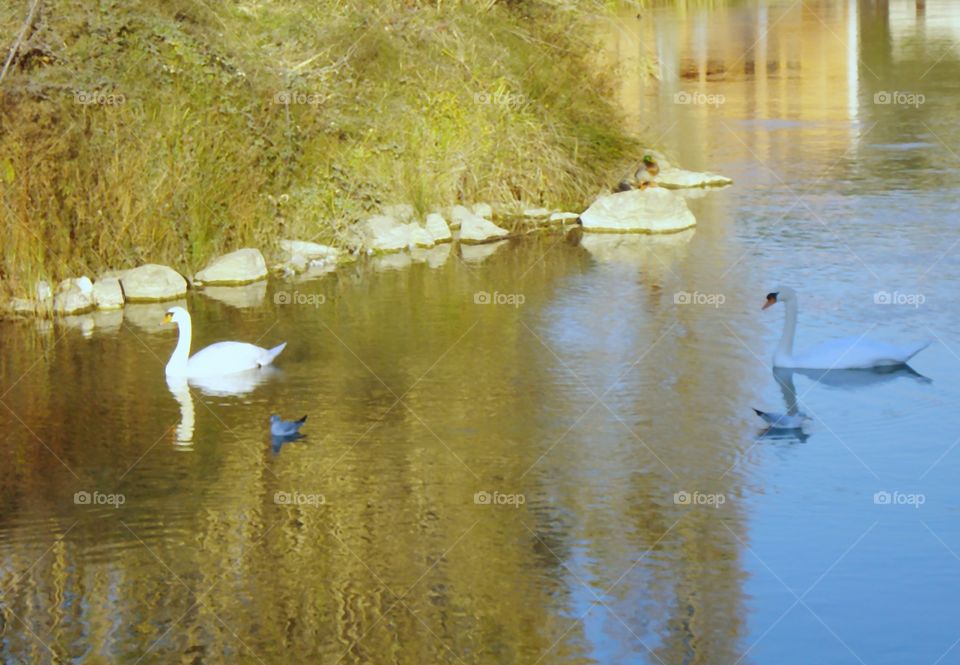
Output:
2,152,730,323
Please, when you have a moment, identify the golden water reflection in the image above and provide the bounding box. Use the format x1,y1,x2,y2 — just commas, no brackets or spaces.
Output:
2,2,959,663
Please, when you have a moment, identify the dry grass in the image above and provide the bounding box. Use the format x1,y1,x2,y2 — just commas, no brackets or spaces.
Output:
0,0,639,295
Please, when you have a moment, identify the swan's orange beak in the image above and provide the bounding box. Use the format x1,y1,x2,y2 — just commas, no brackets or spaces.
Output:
762,293,778,310
162,312,173,324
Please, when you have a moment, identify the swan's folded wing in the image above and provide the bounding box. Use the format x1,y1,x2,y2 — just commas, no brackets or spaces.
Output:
187,342,268,376
796,336,928,370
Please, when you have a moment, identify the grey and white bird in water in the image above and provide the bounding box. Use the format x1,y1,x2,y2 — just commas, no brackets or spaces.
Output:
752,408,810,430
270,414,308,437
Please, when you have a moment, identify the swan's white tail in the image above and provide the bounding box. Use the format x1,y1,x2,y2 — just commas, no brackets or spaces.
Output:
263,342,287,366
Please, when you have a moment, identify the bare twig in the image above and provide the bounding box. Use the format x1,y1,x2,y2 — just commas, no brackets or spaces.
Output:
0,0,41,84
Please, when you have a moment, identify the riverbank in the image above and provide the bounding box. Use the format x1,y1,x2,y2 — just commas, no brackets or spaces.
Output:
0,0,640,298
2,158,734,319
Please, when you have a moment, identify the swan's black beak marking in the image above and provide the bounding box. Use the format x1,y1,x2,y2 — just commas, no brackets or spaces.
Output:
762,292,779,310
162,312,173,324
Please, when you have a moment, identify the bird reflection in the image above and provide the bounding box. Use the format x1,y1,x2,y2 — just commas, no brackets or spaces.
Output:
776,364,931,391
165,368,280,446
758,364,933,444
271,432,306,454
754,368,810,443
754,422,811,444
187,366,279,397
165,376,195,446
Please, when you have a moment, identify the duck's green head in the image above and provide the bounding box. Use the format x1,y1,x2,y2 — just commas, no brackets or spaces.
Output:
642,154,657,165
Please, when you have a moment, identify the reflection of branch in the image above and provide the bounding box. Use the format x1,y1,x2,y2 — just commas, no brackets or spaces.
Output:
0,0,41,85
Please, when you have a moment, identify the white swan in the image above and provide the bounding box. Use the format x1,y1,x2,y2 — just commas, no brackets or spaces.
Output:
763,287,930,369
163,306,286,378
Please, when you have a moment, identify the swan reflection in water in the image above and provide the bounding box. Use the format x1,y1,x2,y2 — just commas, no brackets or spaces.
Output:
166,367,279,445
759,365,933,444
166,376,195,446
776,364,931,391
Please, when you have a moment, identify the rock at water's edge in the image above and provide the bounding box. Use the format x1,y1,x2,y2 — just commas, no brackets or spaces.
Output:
194,248,268,286
446,205,474,230
351,215,434,253
459,212,511,244
523,207,551,219
425,213,452,243
121,264,188,302
53,277,95,315
279,240,339,261
655,167,732,189
276,240,340,275
93,278,124,310
580,188,696,234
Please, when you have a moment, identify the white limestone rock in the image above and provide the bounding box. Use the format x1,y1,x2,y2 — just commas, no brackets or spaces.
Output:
120,264,188,302
93,278,124,310
580,188,696,234
459,212,511,244
53,277,95,315
194,248,268,285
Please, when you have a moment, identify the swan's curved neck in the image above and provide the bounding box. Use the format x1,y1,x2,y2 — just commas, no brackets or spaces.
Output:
777,297,798,361
166,317,192,375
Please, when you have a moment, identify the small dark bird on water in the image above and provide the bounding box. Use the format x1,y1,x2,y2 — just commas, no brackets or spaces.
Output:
270,414,308,437
752,408,809,429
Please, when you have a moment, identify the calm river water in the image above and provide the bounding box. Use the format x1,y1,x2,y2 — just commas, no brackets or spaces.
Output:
2,1,960,663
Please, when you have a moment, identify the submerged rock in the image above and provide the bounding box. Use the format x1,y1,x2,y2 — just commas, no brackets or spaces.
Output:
194,248,268,285
53,277,95,315
121,264,188,302
459,212,511,244
580,188,696,234
93,278,124,310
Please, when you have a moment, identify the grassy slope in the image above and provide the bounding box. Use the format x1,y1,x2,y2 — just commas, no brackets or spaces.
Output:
0,0,638,294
